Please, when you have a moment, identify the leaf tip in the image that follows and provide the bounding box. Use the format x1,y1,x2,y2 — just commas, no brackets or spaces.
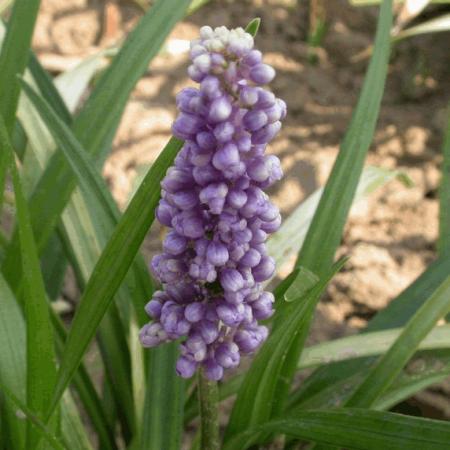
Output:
245,18,261,37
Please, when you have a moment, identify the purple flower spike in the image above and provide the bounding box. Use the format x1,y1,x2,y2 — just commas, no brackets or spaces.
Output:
221,269,245,292
249,64,276,84
209,97,232,123
204,359,224,381
207,241,229,266
176,356,198,378
216,342,240,368
243,110,268,131
212,143,240,170
140,24,285,380
172,113,204,140
185,303,205,322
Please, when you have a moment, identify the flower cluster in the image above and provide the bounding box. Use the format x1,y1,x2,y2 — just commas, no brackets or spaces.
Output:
139,25,285,380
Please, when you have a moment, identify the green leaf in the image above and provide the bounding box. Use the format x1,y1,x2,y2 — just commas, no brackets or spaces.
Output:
0,142,6,217
28,54,72,123
283,266,319,302
0,274,98,450
289,257,450,410
267,1,393,428
0,113,57,448
60,392,94,450
47,136,182,419
19,79,119,228
0,381,66,450
140,344,185,450
19,76,161,437
267,0,394,418
53,52,106,114
0,0,41,132
51,314,118,450
186,0,212,14
288,351,450,414
225,260,346,442
346,273,450,407
0,274,26,450
0,272,96,450
19,68,160,443
2,0,190,292
223,409,450,450
373,351,450,411
267,165,411,273
439,107,450,257
298,324,450,370
393,13,450,41
245,18,261,37
296,0,393,278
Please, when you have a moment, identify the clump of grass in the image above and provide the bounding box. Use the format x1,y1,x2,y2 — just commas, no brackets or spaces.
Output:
0,1,449,449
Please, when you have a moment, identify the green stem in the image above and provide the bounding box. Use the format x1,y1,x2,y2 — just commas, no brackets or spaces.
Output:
197,369,220,450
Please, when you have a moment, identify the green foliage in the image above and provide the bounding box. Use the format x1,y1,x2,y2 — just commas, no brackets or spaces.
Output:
439,108,450,256
224,409,450,450
0,0,449,449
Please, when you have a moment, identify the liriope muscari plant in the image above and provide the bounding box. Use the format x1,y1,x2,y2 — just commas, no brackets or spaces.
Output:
139,25,286,380
3,0,450,449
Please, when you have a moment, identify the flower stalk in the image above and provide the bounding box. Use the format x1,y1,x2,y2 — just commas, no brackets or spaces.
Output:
198,368,220,450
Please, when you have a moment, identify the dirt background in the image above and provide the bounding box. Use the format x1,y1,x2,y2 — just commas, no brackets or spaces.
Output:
32,0,450,418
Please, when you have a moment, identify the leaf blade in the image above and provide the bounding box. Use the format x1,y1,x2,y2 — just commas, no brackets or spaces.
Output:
225,260,346,441
0,113,57,447
346,273,450,407
296,0,393,277
47,136,183,419
0,0,41,132
224,409,450,450
439,106,450,257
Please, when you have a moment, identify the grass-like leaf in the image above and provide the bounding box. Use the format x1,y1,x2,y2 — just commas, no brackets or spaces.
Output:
0,145,6,217
393,13,450,41
60,392,94,450
223,409,450,450
0,274,26,450
439,107,450,256
289,350,450,413
0,0,40,132
46,136,182,419
140,344,185,450
289,256,450,409
19,71,163,442
283,267,319,302
0,274,95,450
225,259,346,441
296,0,393,277
52,315,118,450
0,114,57,448
373,352,450,411
0,380,67,450
2,0,190,291
299,324,450,370
346,273,450,407
28,54,72,123
19,79,119,227
264,0,393,423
